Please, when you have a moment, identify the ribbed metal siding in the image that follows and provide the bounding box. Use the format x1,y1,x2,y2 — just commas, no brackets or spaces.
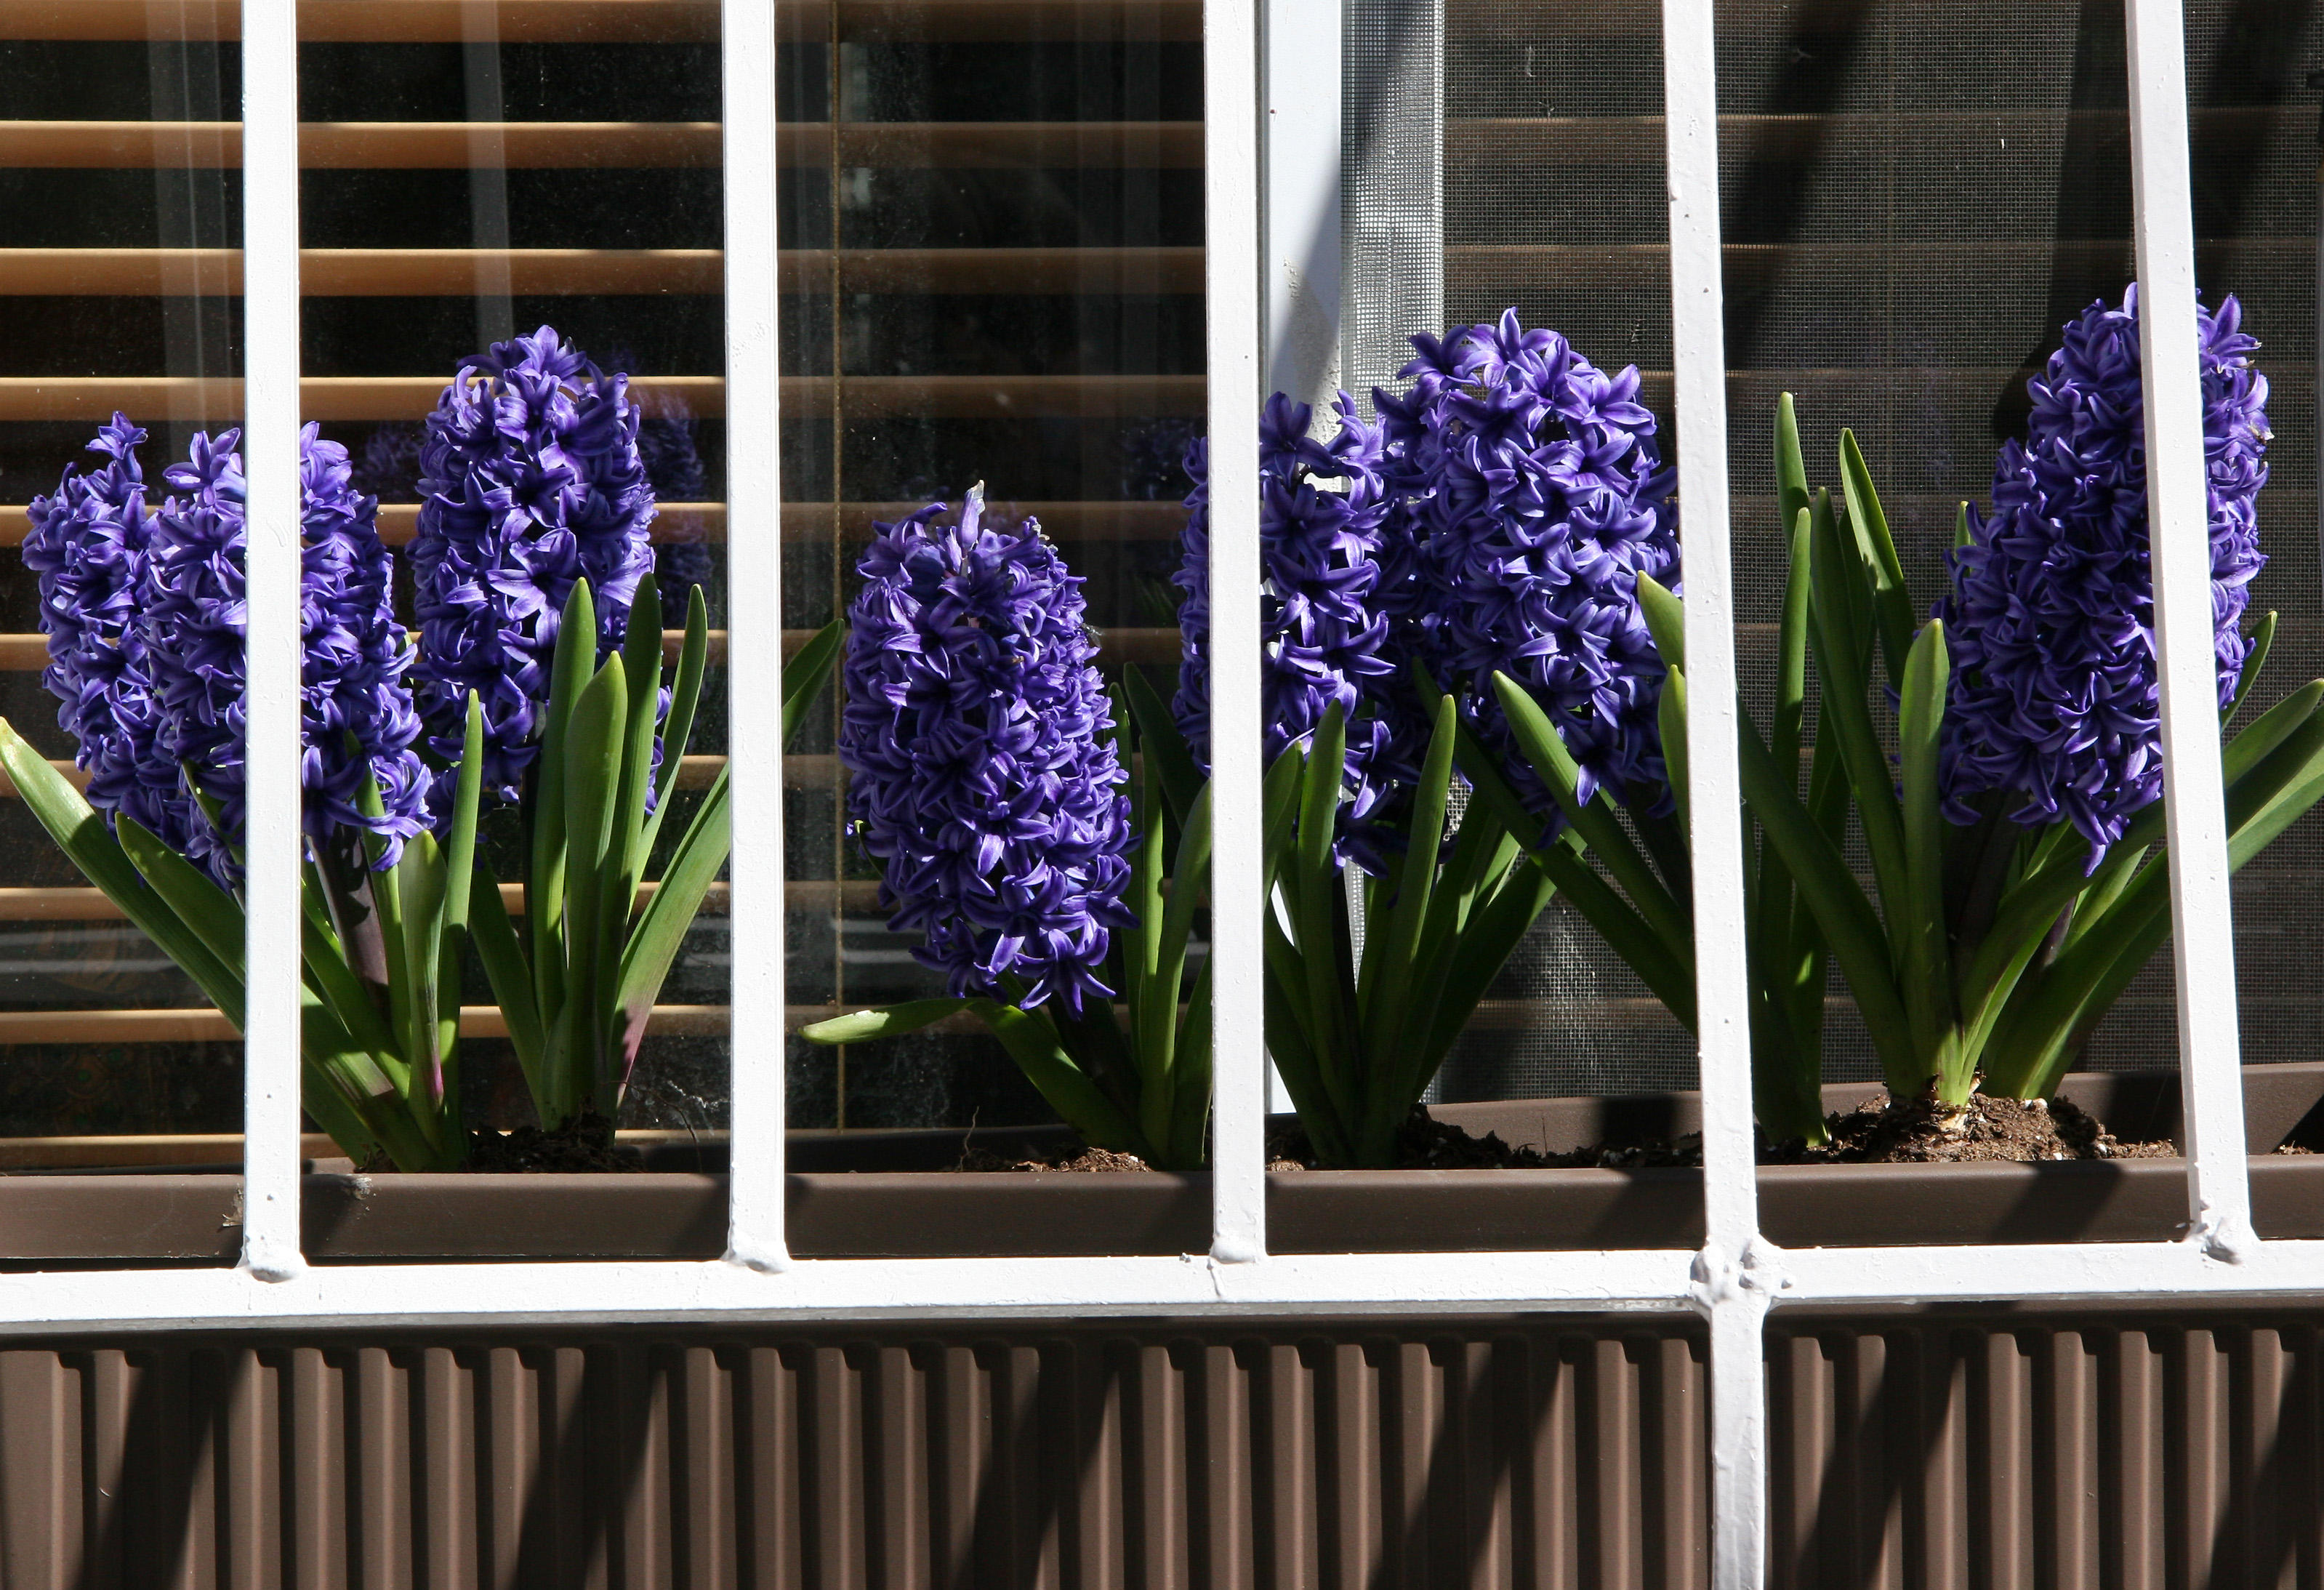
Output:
1764,1319,2324,1590
0,1321,1709,1589
12,1314,2316,1589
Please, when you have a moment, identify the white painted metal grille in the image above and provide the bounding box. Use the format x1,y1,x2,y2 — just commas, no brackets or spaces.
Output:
0,3,2290,1587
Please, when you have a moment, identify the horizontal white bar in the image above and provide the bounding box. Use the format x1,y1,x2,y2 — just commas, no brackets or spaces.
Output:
1781,1238,2324,1306
4,1237,2324,1334
0,1251,1699,1336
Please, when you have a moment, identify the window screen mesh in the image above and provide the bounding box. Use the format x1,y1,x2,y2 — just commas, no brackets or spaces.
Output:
1420,0,2322,1100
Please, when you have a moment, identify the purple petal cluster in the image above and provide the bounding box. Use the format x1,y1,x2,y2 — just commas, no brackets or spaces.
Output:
1168,435,1209,757
1939,286,2270,861
31,423,429,884
299,425,430,862
137,431,252,882
22,415,200,854
132,427,430,882
1170,396,1404,863
840,490,1134,1015
1375,309,1679,817
408,326,658,807
1170,310,1678,861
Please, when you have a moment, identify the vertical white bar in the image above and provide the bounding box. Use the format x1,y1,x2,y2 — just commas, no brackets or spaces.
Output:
1662,1,1771,1583
1208,0,1268,1265
2123,0,2255,1261
1708,1286,1772,1590
1263,0,1340,417
1662,0,1753,1270
723,0,788,1271
238,0,304,1281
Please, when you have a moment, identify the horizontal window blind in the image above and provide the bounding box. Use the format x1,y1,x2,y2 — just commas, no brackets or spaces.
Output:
0,0,1204,1139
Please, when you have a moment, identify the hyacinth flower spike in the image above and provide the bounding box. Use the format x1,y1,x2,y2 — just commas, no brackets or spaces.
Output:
1242,319,1697,1167
1738,296,2324,1133
0,419,488,1169
406,326,844,1137
1161,338,1696,1168
800,489,1217,1171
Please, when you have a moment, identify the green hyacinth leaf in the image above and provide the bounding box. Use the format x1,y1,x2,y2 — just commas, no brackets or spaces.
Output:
802,998,972,1045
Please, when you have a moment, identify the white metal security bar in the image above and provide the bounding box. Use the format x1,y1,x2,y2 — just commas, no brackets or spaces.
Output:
0,6,2260,1590
1206,0,1268,1266
236,0,304,1286
720,0,789,1275
2125,0,2256,1262
1657,2,1774,1583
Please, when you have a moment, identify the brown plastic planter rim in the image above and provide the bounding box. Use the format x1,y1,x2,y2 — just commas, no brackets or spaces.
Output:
2,1063,2318,1264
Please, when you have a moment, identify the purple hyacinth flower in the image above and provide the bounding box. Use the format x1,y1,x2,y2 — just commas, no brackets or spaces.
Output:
138,429,250,883
1171,396,1407,867
840,489,1135,1016
1168,435,1210,758
1375,309,1680,823
407,325,658,809
1938,285,2270,864
22,414,201,855
299,425,430,863
1171,311,1680,862
132,425,431,883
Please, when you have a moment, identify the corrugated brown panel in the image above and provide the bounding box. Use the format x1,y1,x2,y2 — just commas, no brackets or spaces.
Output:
1763,1318,2324,1590
6,1314,2313,1588
0,1320,1708,1590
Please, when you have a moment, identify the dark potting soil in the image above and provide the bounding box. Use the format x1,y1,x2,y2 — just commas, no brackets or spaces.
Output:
412,1094,2176,1176
1785,1091,2176,1164
1561,1091,2177,1168
1264,1109,1564,1171
1268,1096,2178,1170
462,1114,640,1173
957,1144,1156,1173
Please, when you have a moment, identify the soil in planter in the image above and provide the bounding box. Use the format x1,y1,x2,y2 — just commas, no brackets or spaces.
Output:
916,1094,2179,1175
1787,1091,2176,1164
957,1144,1155,1173
1265,1109,1566,1171
460,1114,640,1173
1577,1092,2177,1168
1273,1096,2176,1169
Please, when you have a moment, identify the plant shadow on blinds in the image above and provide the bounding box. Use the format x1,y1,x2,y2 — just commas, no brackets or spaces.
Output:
1433,0,2324,1107
0,33,247,1159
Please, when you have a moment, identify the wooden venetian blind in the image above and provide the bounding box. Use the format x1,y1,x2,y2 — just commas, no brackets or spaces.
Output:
0,0,1206,1132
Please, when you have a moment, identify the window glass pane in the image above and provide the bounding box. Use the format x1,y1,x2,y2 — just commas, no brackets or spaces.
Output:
1430,1,2323,1120
0,27,245,1156
1421,0,1694,1107
299,7,735,1176
785,6,1204,1134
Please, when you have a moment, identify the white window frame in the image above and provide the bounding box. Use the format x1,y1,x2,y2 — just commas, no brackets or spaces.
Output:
0,2,2289,1585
